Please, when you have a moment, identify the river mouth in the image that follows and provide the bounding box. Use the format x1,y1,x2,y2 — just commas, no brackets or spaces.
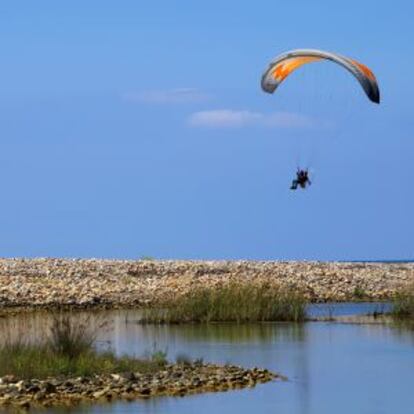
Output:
1,303,413,413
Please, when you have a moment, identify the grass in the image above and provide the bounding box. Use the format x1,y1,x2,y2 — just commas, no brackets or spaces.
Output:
353,286,367,300
140,255,156,261
0,313,167,380
392,285,414,320
48,313,99,359
140,281,307,324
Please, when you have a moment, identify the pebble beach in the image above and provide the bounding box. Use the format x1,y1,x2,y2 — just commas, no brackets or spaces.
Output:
0,258,413,311
0,364,275,409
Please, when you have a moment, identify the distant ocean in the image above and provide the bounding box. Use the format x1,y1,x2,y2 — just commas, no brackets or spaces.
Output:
345,259,414,263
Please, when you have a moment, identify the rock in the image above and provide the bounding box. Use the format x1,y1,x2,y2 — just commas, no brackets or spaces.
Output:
34,391,46,401
110,374,121,381
1,375,17,384
42,382,56,394
63,380,74,387
18,400,30,409
122,372,136,381
27,384,40,393
92,390,106,399
0,258,412,310
139,387,151,395
1,393,12,402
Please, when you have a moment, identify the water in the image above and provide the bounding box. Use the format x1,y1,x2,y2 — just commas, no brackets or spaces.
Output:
2,303,414,414
306,302,392,318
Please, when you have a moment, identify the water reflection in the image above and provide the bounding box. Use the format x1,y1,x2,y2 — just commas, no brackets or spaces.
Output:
307,302,393,318
1,304,414,414
0,311,110,347
0,302,391,347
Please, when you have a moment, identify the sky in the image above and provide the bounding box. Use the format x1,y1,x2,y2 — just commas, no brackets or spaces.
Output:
0,1,413,261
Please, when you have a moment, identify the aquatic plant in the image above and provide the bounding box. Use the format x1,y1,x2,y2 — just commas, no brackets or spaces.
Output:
140,281,307,324
392,285,414,319
0,312,166,379
353,286,367,300
48,313,101,359
150,347,168,365
0,342,165,379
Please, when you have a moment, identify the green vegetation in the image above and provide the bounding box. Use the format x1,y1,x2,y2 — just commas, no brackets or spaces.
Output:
48,313,98,359
140,282,307,324
140,255,156,261
0,314,166,380
149,348,168,365
353,286,367,300
392,285,414,319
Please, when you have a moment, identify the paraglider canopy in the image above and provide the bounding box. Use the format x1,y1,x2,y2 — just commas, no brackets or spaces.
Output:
261,49,380,104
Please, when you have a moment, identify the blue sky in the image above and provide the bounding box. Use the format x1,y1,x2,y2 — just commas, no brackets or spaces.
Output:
0,1,413,260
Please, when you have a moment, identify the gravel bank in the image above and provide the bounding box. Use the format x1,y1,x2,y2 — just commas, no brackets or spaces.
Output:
0,259,413,310
0,363,276,409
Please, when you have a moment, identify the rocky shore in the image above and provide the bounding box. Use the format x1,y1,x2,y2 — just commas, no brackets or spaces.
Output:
0,258,413,311
0,363,276,409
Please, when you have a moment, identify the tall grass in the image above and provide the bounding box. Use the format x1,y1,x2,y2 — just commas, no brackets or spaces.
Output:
48,313,100,359
141,282,307,323
0,313,166,379
392,285,414,319
0,344,166,379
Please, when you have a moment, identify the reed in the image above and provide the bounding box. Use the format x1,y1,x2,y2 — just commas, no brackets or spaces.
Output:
392,285,414,319
141,281,307,324
0,313,166,379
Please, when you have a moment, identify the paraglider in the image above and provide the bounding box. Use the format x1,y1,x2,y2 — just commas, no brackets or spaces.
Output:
261,49,380,189
290,169,311,190
261,49,380,104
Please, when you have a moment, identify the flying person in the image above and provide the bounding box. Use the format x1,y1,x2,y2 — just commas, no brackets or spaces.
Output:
261,49,380,188
290,169,311,190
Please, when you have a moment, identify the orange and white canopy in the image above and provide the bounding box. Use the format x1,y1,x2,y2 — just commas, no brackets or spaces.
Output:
261,49,380,104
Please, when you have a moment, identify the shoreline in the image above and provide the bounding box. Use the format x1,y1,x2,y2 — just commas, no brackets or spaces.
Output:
0,258,413,312
0,363,276,409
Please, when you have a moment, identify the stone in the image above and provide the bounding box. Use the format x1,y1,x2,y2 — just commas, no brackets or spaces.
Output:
0,258,412,310
139,387,151,395
92,390,106,399
1,375,17,384
122,372,136,381
0,310,276,409
42,382,56,394
18,400,30,409
34,391,46,401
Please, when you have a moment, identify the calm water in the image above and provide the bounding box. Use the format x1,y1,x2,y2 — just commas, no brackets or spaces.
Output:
307,302,392,318
2,303,414,414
